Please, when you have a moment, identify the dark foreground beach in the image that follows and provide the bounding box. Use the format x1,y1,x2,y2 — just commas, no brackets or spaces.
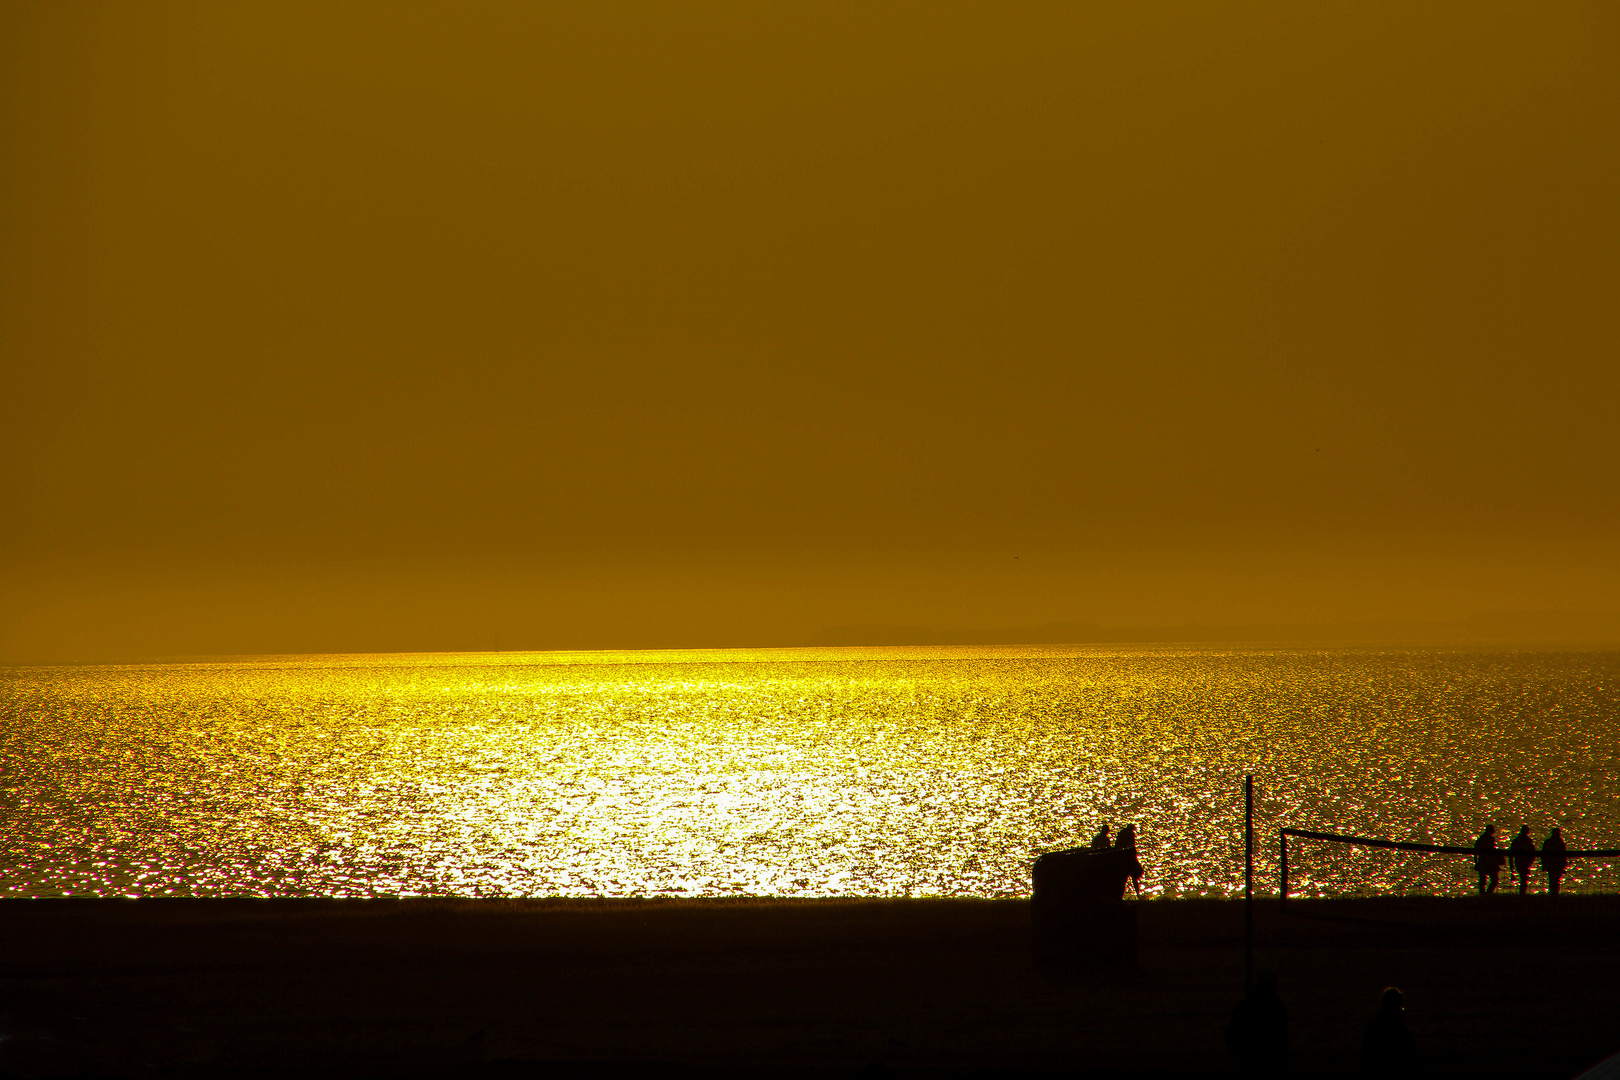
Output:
3,895,1617,1078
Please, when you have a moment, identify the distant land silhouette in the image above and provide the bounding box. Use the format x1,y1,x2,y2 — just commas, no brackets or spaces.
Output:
810,610,1620,648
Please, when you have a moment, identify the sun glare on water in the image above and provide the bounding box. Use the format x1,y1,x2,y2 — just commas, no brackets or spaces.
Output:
2,646,1617,899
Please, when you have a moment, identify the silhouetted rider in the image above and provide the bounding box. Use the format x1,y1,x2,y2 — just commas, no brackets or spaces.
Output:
1115,823,1144,895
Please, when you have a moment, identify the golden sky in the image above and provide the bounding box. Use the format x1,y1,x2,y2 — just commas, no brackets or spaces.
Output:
3,3,1617,660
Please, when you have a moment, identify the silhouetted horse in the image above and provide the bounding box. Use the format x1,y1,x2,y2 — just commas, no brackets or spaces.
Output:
1031,841,1143,966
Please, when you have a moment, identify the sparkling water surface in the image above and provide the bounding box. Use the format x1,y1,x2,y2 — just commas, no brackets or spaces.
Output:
3,646,1617,899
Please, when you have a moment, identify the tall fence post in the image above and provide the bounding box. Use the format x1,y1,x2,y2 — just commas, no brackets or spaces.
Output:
1244,774,1254,991
1279,830,1289,908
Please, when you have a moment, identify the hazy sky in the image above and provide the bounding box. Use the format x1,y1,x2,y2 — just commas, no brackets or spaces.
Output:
3,2,1617,661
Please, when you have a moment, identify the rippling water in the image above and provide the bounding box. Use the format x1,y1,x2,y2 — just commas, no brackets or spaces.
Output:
3,646,1617,899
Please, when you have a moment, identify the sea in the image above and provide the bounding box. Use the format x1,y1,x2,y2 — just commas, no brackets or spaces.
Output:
2,646,1617,900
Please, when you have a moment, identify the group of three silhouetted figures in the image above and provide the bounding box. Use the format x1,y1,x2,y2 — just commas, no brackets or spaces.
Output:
1228,975,1416,1077
1472,824,1568,895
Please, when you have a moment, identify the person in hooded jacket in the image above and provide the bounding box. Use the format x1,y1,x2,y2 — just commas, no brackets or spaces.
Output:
1361,986,1417,1076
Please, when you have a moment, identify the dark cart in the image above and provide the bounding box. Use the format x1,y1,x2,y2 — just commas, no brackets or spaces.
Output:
1031,846,1141,968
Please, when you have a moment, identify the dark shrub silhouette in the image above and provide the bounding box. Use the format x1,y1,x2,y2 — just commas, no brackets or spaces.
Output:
1226,970,1288,1075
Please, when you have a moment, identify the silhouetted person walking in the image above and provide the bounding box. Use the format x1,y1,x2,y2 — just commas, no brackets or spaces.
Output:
1115,823,1144,895
1361,987,1416,1077
1509,825,1537,894
1473,824,1503,894
1226,970,1288,1075
1541,827,1568,896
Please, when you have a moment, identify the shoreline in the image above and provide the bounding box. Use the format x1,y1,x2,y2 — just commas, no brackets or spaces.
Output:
2,895,1617,1077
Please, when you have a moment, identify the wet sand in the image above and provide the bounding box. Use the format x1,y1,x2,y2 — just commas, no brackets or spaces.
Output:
2,895,1617,1077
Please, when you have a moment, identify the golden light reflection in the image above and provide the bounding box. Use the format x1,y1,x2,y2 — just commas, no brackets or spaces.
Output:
2,646,1617,898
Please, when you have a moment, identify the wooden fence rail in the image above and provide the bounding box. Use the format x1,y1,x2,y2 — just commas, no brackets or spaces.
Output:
1278,827,1620,901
